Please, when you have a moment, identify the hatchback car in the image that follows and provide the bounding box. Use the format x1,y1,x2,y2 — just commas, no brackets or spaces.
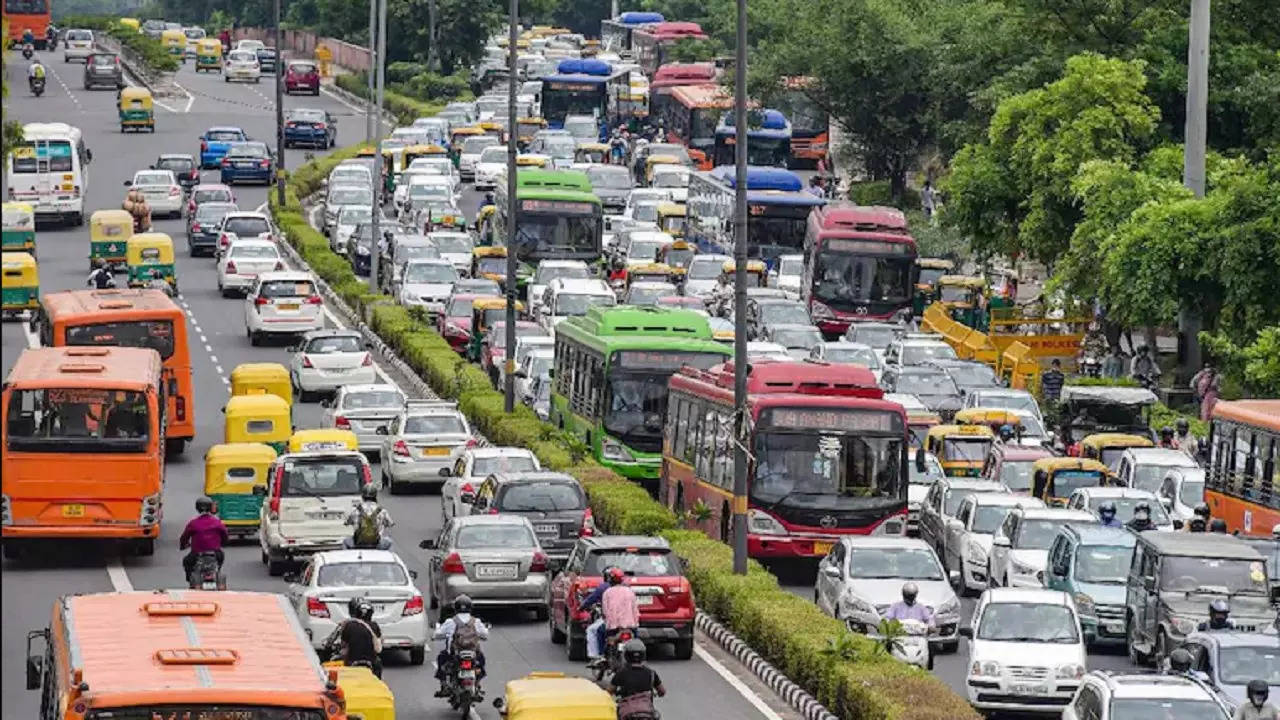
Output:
187,182,236,216
284,108,337,149
947,494,1045,595
289,329,376,401
153,153,199,190
470,471,592,567
1043,524,1137,648
288,548,428,664
218,239,283,296
987,506,1097,589
259,450,372,574
284,59,322,94
243,271,324,345
83,52,124,89
224,49,261,83
1063,670,1230,720
220,143,274,185
187,201,237,256
421,514,551,618
745,297,812,340
377,400,473,493
216,211,275,256
200,127,250,168
127,170,183,218
321,383,407,453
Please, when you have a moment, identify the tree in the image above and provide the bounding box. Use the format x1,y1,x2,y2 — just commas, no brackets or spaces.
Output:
1201,326,1280,397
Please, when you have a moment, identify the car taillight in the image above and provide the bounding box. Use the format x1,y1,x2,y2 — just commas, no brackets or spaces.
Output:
487,506,499,515
580,507,595,537
274,261,285,271
219,233,231,248
169,186,180,196
441,552,465,574
402,595,424,616
361,353,373,367
259,159,270,168
225,260,237,274
334,415,350,429
201,140,208,152
221,158,231,167
362,465,373,485
190,169,198,180
618,630,633,643
175,394,186,422
306,596,329,618
286,121,297,128
393,440,411,458
306,294,323,305
465,438,478,448
316,123,326,130
530,551,549,572
254,295,269,306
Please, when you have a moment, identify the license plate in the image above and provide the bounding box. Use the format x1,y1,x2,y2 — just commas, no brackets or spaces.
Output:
1105,622,1124,633
534,524,557,534
310,511,343,520
422,447,450,456
636,595,654,606
238,163,254,168
277,303,300,310
1012,683,1047,696
475,563,517,579
61,504,86,517
813,542,834,555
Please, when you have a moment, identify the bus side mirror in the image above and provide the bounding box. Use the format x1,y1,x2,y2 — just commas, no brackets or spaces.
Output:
915,448,926,473
26,655,42,690
168,377,178,395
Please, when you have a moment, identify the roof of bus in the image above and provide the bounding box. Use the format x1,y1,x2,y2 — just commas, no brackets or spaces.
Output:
639,21,707,39
56,590,330,709
669,83,733,107
670,360,895,409
1213,400,1280,430
708,165,802,191
652,62,716,88
516,169,593,192
5,346,162,390
810,204,908,232
558,305,718,341
541,72,613,85
42,288,184,322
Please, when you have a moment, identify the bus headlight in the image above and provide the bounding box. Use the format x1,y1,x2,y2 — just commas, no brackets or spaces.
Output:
139,493,161,527
601,437,634,463
747,509,789,536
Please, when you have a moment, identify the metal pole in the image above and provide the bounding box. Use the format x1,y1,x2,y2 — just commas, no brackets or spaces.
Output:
611,0,620,19
731,0,749,575
370,0,387,295
503,0,519,413
1179,0,1210,373
273,0,285,208
365,0,376,141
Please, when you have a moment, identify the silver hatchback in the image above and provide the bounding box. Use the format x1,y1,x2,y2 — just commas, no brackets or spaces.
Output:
377,400,473,493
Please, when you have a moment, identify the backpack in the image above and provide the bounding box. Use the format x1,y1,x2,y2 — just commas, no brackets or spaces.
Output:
452,616,480,651
352,503,381,546
351,618,382,654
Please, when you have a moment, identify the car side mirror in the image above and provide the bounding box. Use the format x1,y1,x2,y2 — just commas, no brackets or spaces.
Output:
438,467,451,477
993,535,1012,548
85,149,93,163
949,570,961,585
252,485,267,496
375,426,388,435
958,626,973,639
1160,497,1173,510
1173,519,1184,530
282,571,301,583
419,539,437,550
409,570,418,580
821,565,841,579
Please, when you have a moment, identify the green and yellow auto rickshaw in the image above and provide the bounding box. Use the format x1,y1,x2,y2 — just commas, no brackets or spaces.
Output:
89,209,133,270
1,252,39,318
449,127,484,167
230,362,293,407
204,442,277,538
936,274,987,328
119,86,155,133
195,37,222,72
913,257,953,315
2,202,36,256
125,232,177,290
401,143,449,169
161,29,187,62
224,394,292,453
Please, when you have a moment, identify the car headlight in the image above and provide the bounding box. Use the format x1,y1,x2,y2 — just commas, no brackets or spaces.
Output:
1073,593,1095,617
839,590,874,615
1171,616,1198,635
1056,663,1085,679
971,660,1001,677
967,543,987,564
936,595,960,616
747,509,789,536
445,322,463,335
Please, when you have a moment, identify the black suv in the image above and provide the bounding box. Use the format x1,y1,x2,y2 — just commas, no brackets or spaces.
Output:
83,52,124,90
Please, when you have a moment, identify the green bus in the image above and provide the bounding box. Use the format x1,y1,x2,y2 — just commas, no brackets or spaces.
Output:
491,169,603,268
551,306,733,490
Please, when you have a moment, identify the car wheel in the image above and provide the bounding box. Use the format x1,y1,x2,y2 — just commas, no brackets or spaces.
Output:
672,638,694,660
134,539,155,556
533,604,549,622
549,607,566,644
429,588,439,609
267,555,286,577
566,615,587,660
249,330,261,346
409,646,426,665
1127,615,1150,665
261,549,269,565
1154,629,1170,667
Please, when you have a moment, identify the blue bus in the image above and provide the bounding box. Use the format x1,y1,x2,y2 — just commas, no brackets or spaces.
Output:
712,109,793,168
685,166,826,267
600,12,665,54
540,59,631,140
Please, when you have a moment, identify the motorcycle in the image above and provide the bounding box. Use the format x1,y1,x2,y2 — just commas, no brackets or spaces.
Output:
441,648,482,717
30,76,45,97
880,619,932,670
591,617,639,683
22,43,34,60
187,551,226,590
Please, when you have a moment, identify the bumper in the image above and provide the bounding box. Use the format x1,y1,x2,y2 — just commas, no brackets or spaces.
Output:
474,175,498,189
189,233,220,251
266,533,345,557
439,574,549,606
286,81,320,93
295,366,378,392
1006,572,1044,589
65,46,93,60
226,71,261,81
285,130,329,147
386,456,455,484
221,168,273,184
966,679,1078,713
85,72,123,87
1081,614,1127,646
253,318,324,335
747,523,909,558
847,612,960,647
961,558,989,589
17,195,82,218
221,272,259,291
201,151,230,168
3,524,159,539
572,618,695,643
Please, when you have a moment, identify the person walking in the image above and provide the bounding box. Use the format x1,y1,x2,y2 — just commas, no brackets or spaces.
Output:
1192,363,1222,422
1040,359,1065,403
921,181,936,220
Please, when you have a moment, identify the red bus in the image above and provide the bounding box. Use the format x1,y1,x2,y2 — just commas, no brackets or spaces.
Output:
780,77,830,168
632,22,708,77
1206,399,1280,537
4,0,51,48
660,84,733,170
801,204,918,334
661,360,908,559
649,62,716,136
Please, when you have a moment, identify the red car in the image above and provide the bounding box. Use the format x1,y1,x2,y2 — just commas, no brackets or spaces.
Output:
284,59,321,95
438,293,483,353
482,320,545,384
548,535,695,662
982,443,1054,495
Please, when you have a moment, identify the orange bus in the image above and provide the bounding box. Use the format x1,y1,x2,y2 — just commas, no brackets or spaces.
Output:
1206,399,1280,537
40,289,194,454
779,77,830,168
4,0,52,49
25,590,349,720
2,346,165,558
660,84,733,170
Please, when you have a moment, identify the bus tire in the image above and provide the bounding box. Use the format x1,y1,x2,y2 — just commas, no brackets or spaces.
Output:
134,538,155,556
3,541,25,560
165,438,186,455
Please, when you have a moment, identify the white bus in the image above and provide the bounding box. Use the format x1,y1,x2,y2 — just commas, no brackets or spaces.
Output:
6,123,92,226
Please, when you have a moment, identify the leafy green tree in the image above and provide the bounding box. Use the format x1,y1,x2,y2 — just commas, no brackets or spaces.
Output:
1201,326,1280,397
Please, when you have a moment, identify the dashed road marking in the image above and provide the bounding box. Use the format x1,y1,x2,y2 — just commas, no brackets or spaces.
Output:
106,561,135,592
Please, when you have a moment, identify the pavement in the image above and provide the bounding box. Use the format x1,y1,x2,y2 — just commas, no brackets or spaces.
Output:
0,49,799,720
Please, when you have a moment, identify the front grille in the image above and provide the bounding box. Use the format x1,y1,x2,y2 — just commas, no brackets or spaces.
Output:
1007,666,1049,680
1095,605,1124,621
975,693,1070,707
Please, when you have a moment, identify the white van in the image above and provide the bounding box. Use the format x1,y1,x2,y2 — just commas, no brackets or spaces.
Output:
259,450,371,575
7,123,90,225
538,277,616,332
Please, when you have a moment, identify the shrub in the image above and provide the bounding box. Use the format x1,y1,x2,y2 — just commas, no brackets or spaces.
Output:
403,71,471,101
386,61,428,84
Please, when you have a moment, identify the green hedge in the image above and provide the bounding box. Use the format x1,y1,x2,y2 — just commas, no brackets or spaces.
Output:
61,15,179,73
275,145,980,720
334,72,451,125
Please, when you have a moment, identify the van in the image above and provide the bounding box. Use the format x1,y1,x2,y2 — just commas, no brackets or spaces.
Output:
258,450,372,575
7,123,91,226
1113,447,1199,494
538,277,616,331
1124,531,1274,666
1044,524,1137,647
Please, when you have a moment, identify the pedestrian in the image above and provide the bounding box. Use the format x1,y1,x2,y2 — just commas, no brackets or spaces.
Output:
921,181,936,220
1102,346,1126,379
1040,359,1065,403
1191,362,1222,422
806,176,825,198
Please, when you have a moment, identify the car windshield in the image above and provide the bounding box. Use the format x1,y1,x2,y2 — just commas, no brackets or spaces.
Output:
626,285,673,306
230,244,277,259
943,436,992,462
585,550,678,576
259,279,314,298
338,207,373,225
223,217,271,237
1107,699,1227,720
631,202,659,223
1160,556,1269,594
66,30,92,40
91,54,118,66
497,480,584,511
652,169,690,188
479,147,507,163
977,602,1079,642
206,130,245,142
409,184,450,200
1218,646,1280,685
689,258,728,280
290,110,326,123
588,168,632,189
897,370,960,396
1074,544,1133,583
403,263,457,284
534,263,589,283
455,523,537,549
1087,496,1170,525
847,326,896,349
901,344,958,365
1015,519,1071,549
942,363,998,388
342,390,405,409
944,489,982,516
279,457,365,497
627,239,665,262
431,235,473,254
317,562,407,587
228,144,268,159
824,347,880,367
331,170,370,186
193,188,233,204
463,137,499,153
778,257,805,276
1131,463,1186,493
331,188,374,206
403,414,466,435
758,302,810,325
290,62,317,74
134,172,172,186
229,51,256,63
772,327,821,349
999,460,1037,493
847,547,944,580
1180,478,1205,507
971,505,1013,534
555,293,615,316
973,391,1039,416
446,298,474,316
472,455,538,477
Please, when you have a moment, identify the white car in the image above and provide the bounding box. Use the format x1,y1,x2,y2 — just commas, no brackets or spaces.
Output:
258,449,371,575
537,277,616,331
624,189,673,223
243,271,324,345
397,258,459,315
1113,447,1200,494
1065,486,1176,531
473,146,509,190
63,28,95,62
684,254,732,300
527,260,591,318
907,450,946,535
946,493,1044,595
323,184,375,230
427,231,474,274
330,205,374,254
458,136,501,181
511,344,553,400
1156,466,1206,524
621,230,675,268
287,549,429,664
224,49,261,83
440,447,541,521
649,164,690,203
745,341,793,362
962,587,1087,715
289,329,377,400
987,506,1096,589
405,157,457,183
321,383,407,452
394,168,458,210
377,400,473,492
128,169,183,218
400,184,456,225
623,281,678,307
218,238,282,296
235,39,266,53
963,387,1044,423
885,337,959,367
809,341,882,381
1063,671,1231,720
772,254,804,298
328,164,374,193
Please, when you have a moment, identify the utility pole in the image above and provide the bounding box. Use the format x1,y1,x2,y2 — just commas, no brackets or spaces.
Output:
611,0,620,18
1180,0,1210,374
365,0,376,141
427,0,439,72
503,0,519,413
273,0,285,208
731,0,748,575
370,0,387,296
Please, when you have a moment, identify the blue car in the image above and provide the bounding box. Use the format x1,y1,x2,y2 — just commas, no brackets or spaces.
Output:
219,143,274,185
200,126,249,168
283,108,337,149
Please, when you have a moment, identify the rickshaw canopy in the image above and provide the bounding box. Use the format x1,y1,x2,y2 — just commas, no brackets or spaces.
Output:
161,29,187,49
230,362,293,406
1031,457,1115,506
627,262,675,286
196,38,223,55
118,86,154,108
331,665,395,720
516,154,550,168
500,671,616,720
954,408,1025,430
125,233,175,265
224,394,292,448
925,423,995,477
289,428,360,453
1,251,40,311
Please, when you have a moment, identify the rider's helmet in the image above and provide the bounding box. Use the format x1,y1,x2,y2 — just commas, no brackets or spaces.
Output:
453,594,473,613
1160,425,1175,442
347,597,373,621
1272,523,1280,539
1248,679,1270,706
92,257,106,269
1176,418,1190,433
1209,598,1231,625
1194,503,1211,521
901,581,919,604
1133,502,1151,521
1098,501,1117,522
1210,518,1228,533
195,496,214,514
998,424,1014,441
360,483,378,501
606,567,626,586
1167,647,1193,673
623,638,646,665
1189,517,1207,532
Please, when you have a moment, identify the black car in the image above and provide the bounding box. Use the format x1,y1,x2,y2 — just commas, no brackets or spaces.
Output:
83,52,124,90
256,47,278,74
283,108,337,149
186,201,237,256
154,153,200,190
345,223,380,275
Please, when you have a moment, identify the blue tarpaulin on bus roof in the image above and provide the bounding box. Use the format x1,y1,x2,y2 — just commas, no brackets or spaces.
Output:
619,11,664,24
557,58,612,76
720,109,789,130
710,165,804,192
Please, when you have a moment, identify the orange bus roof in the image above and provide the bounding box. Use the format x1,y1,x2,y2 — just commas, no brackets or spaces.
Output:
42,288,184,321
670,84,734,109
5,346,162,390
1214,400,1280,431
60,590,334,710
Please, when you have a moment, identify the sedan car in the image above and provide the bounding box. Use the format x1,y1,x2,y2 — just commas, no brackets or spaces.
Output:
284,108,337,149
218,238,282,296
987,506,1096,589
216,211,275,256
200,127,250,168
469,471,591,566
763,324,823,360
224,49,262,83
814,536,962,652
321,384,407,453
622,281,678,307
284,59,321,95
421,514,551,618
472,146,509,190
187,201,237,256
397,258,459,314
329,205,374,255
126,169,184,218
809,342,883,378
220,143,274,185
289,329,377,401
881,365,964,420
946,493,1044,595
378,400,473,493
83,52,124,89
963,387,1044,422
187,182,236,217
440,448,541,521
243,271,324,345
458,136,501,182
745,341,793,362
885,337,958,367
324,185,376,230
287,548,427,664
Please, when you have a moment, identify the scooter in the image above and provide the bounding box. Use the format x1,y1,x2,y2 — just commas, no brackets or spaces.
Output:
30,76,45,97
22,43,34,60
882,619,932,670
187,551,226,590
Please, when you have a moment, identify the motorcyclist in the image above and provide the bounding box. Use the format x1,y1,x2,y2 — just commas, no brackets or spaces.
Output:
322,597,383,677
580,566,617,663
1173,418,1200,458
883,582,935,626
28,58,46,92
1188,503,1211,533
434,594,489,697
997,424,1015,444
22,28,34,46
87,258,116,289
1236,679,1279,720
45,25,56,49
1158,425,1177,449
1210,518,1229,533
1166,647,1194,675
179,496,229,582
343,483,393,549
609,639,666,720
1097,501,1124,528
144,268,172,295
590,567,640,669
1126,502,1156,532
1131,346,1161,388
1198,598,1235,632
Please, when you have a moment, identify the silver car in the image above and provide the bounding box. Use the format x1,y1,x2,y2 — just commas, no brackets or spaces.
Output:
469,471,591,566
377,400,473,493
321,384,407,453
397,258,459,316
420,514,551,618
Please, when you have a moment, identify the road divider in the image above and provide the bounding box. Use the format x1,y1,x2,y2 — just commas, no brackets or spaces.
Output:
270,145,981,720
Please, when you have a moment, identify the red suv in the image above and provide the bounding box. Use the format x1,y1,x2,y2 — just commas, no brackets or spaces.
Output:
284,60,321,95
547,536,695,662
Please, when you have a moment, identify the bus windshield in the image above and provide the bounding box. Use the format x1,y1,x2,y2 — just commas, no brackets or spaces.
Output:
514,207,600,257
6,388,151,452
813,247,914,310
747,212,809,263
86,708,326,720
542,86,603,122
752,428,903,510
6,0,49,11
604,354,727,452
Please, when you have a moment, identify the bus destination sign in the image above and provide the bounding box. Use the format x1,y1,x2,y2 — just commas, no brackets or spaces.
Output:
764,408,900,433
824,239,913,255
521,199,596,216
613,350,725,372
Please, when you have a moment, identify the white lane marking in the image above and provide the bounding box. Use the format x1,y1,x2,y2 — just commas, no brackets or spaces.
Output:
38,56,82,111
23,318,40,348
200,333,208,343
175,80,195,112
695,644,785,720
107,561,135,592
205,343,214,353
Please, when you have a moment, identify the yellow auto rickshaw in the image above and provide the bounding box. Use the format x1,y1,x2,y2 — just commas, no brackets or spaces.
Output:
289,428,360,453
1,252,39,317
402,143,449,169
1031,457,1117,507
89,209,133,270
470,246,508,283
477,121,506,143
323,664,395,720
626,262,675,288
449,127,484,166
3,202,36,255
720,260,767,289
467,297,524,362
1077,432,1155,472
924,424,996,478
495,671,615,720
516,154,550,169
475,203,497,239
574,143,609,165
195,38,223,71
656,239,696,275
118,86,155,133
161,29,187,61
645,154,680,186
954,408,1025,436
204,442,277,538
223,394,292,453
936,274,987,326
913,257,954,314
125,232,176,289
230,362,293,406
516,117,548,146
118,18,141,32
907,410,943,449
656,202,687,238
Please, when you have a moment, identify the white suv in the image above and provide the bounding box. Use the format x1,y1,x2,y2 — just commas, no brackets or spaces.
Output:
962,587,1087,715
244,271,324,345
258,450,371,575
1063,671,1230,720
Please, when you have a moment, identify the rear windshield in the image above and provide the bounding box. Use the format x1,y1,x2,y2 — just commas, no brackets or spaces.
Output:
156,157,194,172
206,129,246,142
66,30,93,41
65,320,175,360
290,62,318,73
305,335,362,354
472,455,537,477
194,187,233,203
227,145,269,159
90,54,118,66
195,204,235,223
290,110,326,123
279,456,365,497
342,390,405,409
495,480,584,512
259,279,314,298
447,298,474,316
585,549,677,576
134,172,172,186
456,522,537,549
317,562,407,587
403,262,455,283
223,217,271,237
403,415,466,435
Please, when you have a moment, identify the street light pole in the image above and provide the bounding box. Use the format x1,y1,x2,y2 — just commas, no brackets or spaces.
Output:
365,0,376,141
1180,0,1211,373
370,0,387,296
273,0,285,209
503,0,519,413
731,0,749,575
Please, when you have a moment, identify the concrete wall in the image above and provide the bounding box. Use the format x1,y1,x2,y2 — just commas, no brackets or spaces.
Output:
231,27,370,72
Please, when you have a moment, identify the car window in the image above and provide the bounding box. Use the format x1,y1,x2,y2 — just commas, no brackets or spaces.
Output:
91,54,118,66
194,187,234,203
943,363,998,387
1160,556,1269,594
229,51,256,62
402,262,457,284
585,549,677,576
342,390,405,409
196,204,235,223
455,523,537,549
495,480,584,511
230,244,278,259
317,562,407,587
338,207,373,225
259,279,314,298
1014,519,1072,549
134,172,172,186
1075,544,1133,583
447,298,474,316
976,602,1079,642
223,217,271,237
1107,699,1227,720
279,457,365,497
403,415,466,435
479,147,507,163
305,336,362,354
847,547,943,580
944,489,977,516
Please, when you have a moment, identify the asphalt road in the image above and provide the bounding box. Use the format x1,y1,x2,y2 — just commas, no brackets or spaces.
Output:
0,51,784,720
